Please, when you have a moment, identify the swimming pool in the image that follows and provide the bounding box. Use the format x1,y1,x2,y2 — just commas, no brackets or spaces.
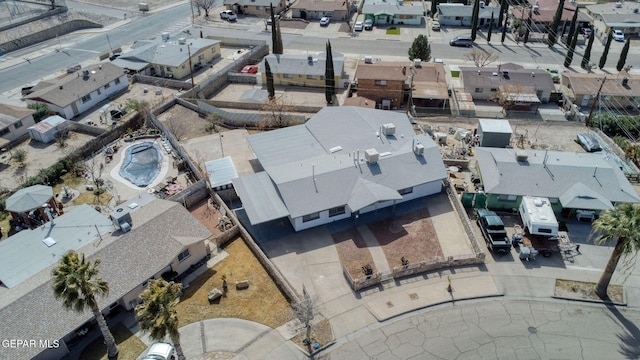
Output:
119,142,162,187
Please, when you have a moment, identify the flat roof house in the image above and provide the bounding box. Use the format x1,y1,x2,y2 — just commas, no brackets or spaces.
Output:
291,0,349,21
23,63,128,120
460,64,555,112
511,0,586,33
362,0,425,26
261,52,345,88
560,72,640,113
475,147,640,217
113,37,221,79
584,2,640,43
232,106,447,232
0,195,212,360
0,103,35,146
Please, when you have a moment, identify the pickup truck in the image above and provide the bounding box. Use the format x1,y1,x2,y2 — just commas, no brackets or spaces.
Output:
476,209,511,253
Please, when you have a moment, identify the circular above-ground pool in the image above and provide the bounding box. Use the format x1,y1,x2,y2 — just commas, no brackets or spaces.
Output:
119,142,162,187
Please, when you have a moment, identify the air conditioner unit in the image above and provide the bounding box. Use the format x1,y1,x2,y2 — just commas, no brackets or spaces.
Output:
365,148,379,164
382,123,396,135
110,207,132,232
413,143,425,155
364,56,373,64
623,77,629,86
516,150,528,161
414,58,422,68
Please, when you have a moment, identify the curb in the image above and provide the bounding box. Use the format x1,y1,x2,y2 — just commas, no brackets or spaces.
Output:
551,295,627,307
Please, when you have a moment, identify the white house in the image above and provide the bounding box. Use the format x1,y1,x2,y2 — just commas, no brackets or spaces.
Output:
0,103,36,145
23,63,128,120
232,107,448,232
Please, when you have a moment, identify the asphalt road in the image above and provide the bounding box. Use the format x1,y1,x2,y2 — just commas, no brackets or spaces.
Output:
323,299,640,360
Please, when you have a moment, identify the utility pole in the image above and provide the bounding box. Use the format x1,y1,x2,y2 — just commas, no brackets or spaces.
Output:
187,44,195,88
585,76,606,128
190,0,196,24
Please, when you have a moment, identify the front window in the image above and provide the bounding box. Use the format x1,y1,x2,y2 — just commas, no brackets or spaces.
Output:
302,212,320,222
0,128,9,136
497,194,517,201
307,75,315,79
14,121,23,129
81,94,91,103
375,80,387,86
475,88,483,93
177,249,190,262
398,187,413,195
329,206,345,217
104,83,110,90
283,74,293,78
114,78,121,85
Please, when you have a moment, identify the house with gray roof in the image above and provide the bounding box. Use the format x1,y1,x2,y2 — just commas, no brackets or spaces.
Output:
232,106,447,232
224,0,286,17
460,65,556,112
362,0,425,26
585,2,640,44
23,63,128,120
261,52,346,88
0,195,212,360
437,3,499,27
113,37,221,79
475,147,640,218
0,103,35,146
291,0,349,20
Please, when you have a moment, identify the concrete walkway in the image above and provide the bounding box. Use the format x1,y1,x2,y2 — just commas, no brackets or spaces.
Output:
357,225,391,273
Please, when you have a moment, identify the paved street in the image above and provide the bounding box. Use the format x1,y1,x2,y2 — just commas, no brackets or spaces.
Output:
323,299,640,360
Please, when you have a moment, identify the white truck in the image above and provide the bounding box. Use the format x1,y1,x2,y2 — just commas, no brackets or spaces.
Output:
519,196,559,236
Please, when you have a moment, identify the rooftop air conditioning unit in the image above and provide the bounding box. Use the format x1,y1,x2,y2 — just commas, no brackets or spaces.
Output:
110,207,133,232
178,37,186,45
492,72,499,76
364,56,373,64
480,1,485,7
414,58,422,68
161,32,170,41
533,5,539,13
616,1,622,8
365,148,379,164
382,123,396,135
516,150,528,161
622,77,629,86
413,143,425,155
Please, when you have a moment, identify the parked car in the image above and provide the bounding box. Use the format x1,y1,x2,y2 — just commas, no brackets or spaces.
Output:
320,17,331,26
354,21,363,31
266,14,280,25
220,10,237,21
141,343,175,360
613,29,624,41
546,69,560,83
449,36,473,47
581,27,591,37
576,133,603,152
431,21,441,31
364,19,373,30
241,65,259,74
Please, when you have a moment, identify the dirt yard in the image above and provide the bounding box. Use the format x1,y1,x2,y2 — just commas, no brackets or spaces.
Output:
332,228,377,280
156,104,223,141
368,208,442,268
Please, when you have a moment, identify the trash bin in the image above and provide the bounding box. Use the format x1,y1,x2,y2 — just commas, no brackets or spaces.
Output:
512,234,523,247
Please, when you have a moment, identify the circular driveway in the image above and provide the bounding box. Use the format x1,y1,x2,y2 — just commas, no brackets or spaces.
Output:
323,299,640,360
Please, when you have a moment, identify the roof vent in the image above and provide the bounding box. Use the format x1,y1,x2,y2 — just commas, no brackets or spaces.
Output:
414,58,422,68
492,72,499,76
413,142,424,155
364,56,373,64
43,237,56,247
329,146,343,153
616,1,622,8
622,77,629,86
502,69,509,76
178,37,186,45
531,72,535,77
82,69,89,79
533,5,539,13
161,32,170,41
365,148,379,164
308,55,313,64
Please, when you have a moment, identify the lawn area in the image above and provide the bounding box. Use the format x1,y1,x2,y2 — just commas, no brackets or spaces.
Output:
368,208,442,268
79,323,147,360
386,27,400,35
176,237,291,328
332,228,377,280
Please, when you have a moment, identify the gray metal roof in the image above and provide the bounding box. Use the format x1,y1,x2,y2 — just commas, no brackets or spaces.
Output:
478,119,513,134
460,67,556,94
476,148,640,207
238,89,269,103
362,3,426,15
0,198,212,360
5,184,53,213
261,53,345,77
0,204,112,288
232,172,290,224
239,107,447,220
205,156,239,188
111,57,149,71
119,38,220,68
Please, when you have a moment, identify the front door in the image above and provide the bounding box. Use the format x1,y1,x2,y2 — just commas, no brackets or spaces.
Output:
382,98,391,110
581,94,590,107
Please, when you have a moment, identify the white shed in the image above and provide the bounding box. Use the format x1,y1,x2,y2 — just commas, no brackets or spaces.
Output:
28,115,66,143
477,119,513,148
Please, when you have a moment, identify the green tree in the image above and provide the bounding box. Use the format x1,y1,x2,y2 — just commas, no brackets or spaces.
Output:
265,59,274,99
27,103,50,123
52,251,118,360
566,8,579,46
599,30,613,69
325,40,335,105
487,13,494,43
501,14,508,43
581,25,595,69
431,0,438,18
498,0,507,30
564,26,579,67
592,203,640,298
12,148,27,167
547,0,565,46
616,37,631,72
269,4,282,54
471,0,480,41
408,34,431,61
523,9,532,44
136,280,186,360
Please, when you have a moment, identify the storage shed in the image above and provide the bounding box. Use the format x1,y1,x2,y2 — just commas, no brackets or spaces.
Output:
477,119,513,148
28,115,66,144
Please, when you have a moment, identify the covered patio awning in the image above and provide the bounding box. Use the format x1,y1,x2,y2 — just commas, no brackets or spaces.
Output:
232,172,289,225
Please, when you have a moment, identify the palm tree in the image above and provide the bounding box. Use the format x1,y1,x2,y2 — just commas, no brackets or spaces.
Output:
136,279,186,360
592,203,640,298
52,251,119,359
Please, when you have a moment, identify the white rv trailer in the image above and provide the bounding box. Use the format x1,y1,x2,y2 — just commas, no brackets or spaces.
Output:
519,196,559,236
